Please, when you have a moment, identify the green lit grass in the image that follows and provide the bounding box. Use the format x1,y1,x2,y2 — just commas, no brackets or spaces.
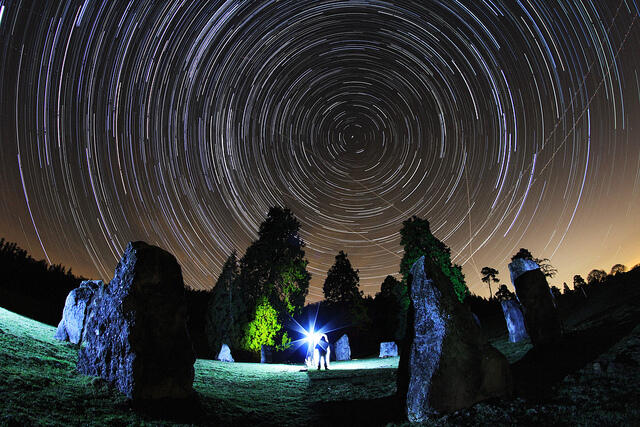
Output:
0,307,399,425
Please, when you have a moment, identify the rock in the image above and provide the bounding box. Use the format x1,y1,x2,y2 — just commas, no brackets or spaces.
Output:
472,312,481,328
77,241,195,401
217,343,234,362
508,258,562,347
334,334,351,361
54,280,104,344
397,256,512,421
261,345,273,363
379,341,399,358
501,299,529,343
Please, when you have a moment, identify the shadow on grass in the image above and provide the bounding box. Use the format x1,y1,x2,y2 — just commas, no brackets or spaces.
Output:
312,394,403,426
512,311,640,399
130,393,216,425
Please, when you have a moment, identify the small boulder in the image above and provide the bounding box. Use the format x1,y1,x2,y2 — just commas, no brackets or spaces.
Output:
379,341,398,358
501,299,529,343
261,345,273,363
508,258,562,347
397,256,512,421
334,334,351,361
55,280,104,344
217,344,234,363
77,241,195,401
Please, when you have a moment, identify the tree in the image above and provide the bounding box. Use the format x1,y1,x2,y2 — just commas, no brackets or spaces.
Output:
206,251,243,354
562,282,571,294
323,251,362,305
480,267,499,299
400,216,469,303
237,206,311,353
373,275,407,341
610,264,627,275
242,297,289,352
494,284,516,301
586,269,607,285
573,274,587,289
511,248,533,261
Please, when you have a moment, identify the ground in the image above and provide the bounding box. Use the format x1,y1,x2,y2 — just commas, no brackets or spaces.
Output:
1,280,640,426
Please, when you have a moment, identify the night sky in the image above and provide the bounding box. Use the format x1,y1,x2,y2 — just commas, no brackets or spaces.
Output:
1,0,639,302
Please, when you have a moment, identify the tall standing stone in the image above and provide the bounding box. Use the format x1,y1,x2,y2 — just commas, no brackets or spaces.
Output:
398,256,512,422
508,258,561,347
217,343,234,363
77,241,195,401
55,280,104,344
334,334,351,361
501,299,529,343
379,341,398,358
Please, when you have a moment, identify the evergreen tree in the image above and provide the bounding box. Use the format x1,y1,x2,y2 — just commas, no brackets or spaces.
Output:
238,206,310,353
373,275,407,341
242,297,289,352
399,216,469,303
323,251,362,304
205,251,243,354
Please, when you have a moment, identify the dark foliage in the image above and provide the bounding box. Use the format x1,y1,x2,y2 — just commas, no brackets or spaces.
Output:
205,251,244,357
494,284,516,301
372,275,407,342
184,288,213,358
0,238,84,325
480,266,500,298
238,206,310,318
323,251,362,305
587,269,607,285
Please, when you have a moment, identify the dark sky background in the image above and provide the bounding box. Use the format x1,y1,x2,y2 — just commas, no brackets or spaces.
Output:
1,0,639,302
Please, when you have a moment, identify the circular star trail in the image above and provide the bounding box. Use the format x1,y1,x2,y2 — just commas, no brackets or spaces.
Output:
1,0,640,300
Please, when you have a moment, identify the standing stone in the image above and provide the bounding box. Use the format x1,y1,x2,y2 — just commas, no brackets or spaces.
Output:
501,299,529,343
508,258,562,347
334,334,351,361
217,344,234,362
77,241,195,401
379,341,399,358
55,280,104,344
398,256,512,421
261,345,273,363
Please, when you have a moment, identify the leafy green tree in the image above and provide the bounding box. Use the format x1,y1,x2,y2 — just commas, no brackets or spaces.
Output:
400,216,469,303
205,251,244,354
480,267,499,299
323,251,362,304
242,297,289,352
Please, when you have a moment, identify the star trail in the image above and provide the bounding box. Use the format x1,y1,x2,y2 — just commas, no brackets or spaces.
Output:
1,0,640,301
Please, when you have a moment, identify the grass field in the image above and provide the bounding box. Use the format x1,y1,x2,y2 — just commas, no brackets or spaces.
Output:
0,307,400,426
2,295,640,426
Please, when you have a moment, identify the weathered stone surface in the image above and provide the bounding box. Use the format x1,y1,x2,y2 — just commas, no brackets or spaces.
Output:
398,256,512,422
217,343,234,362
501,299,529,343
77,241,195,401
55,280,104,344
261,345,273,363
508,258,562,347
508,258,540,284
334,334,351,361
379,341,398,358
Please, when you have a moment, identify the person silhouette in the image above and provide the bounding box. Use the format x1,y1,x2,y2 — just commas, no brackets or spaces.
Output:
315,334,330,370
